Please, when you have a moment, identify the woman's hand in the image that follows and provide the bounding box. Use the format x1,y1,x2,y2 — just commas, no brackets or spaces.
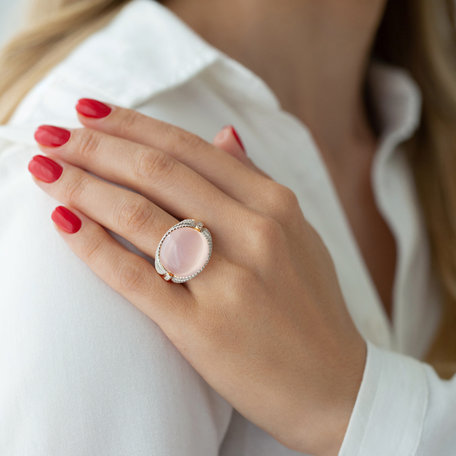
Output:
28,98,366,456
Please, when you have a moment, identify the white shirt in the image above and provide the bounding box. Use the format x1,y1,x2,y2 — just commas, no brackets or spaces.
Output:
0,0,25,45
0,0,453,454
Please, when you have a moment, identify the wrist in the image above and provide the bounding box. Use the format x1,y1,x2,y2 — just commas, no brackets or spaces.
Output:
288,337,367,456
317,337,367,456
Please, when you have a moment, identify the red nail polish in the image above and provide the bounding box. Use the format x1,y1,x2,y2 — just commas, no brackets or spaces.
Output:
28,154,63,183
34,125,71,147
76,98,112,119
229,126,246,153
51,206,82,234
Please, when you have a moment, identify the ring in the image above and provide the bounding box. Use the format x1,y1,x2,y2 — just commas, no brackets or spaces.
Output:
154,219,213,283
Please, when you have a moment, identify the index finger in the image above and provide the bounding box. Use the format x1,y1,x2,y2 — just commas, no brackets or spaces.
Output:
75,98,273,208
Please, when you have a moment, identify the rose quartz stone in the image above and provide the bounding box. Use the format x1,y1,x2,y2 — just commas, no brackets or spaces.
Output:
160,227,209,277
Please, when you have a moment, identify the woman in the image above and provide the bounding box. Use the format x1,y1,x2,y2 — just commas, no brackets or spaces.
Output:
0,0,455,454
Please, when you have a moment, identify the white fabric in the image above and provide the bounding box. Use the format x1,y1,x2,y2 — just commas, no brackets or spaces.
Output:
0,0,453,454
0,0,26,46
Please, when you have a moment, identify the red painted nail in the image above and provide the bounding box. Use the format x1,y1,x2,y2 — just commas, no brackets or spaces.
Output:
51,206,82,234
34,125,71,147
76,98,112,119
28,154,63,183
229,126,246,153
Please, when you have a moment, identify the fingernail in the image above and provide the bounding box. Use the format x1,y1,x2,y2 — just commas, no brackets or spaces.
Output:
34,125,71,147
28,154,63,183
76,98,112,119
51,206,82,234
228,125,246,154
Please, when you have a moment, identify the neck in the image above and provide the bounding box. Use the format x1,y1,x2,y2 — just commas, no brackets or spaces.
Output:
165,0,387,156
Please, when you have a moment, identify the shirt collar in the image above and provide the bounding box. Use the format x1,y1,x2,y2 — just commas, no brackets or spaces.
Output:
53,0,422,145
367,61,422,148
55,0,221,107
52,0,288,111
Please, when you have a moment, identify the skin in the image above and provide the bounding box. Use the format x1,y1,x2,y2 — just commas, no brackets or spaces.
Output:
166,0,396,321
27,0,397,453
31,108,366,455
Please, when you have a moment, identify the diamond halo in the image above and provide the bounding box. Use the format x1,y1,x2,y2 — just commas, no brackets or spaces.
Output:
154,219,213,283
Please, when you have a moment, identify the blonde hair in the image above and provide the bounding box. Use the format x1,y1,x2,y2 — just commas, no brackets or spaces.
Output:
0,0,127,121
374,0,456,378
0,0,455,377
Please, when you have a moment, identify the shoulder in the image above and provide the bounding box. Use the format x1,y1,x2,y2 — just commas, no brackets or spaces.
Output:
5,0,221,131
0,120,231,456
0,124,233,454
0,2,234,446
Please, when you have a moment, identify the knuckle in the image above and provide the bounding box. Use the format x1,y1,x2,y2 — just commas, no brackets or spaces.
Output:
264,183,299,219
159,121,176,141
253,214,284,243
246,214,284,255
116,109,138,137
115,196,154,234
75,129,101,160
277,184,299,207
176,129,205,150
116,259,145,292
81,234,105,263
63,171,90,205
134,148,175,182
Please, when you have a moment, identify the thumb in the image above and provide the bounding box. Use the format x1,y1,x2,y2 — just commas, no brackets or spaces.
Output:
213,125,271,179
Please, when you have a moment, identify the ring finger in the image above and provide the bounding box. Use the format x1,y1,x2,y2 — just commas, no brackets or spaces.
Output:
28,154,179,259
27,154,228,291
28,153,231,296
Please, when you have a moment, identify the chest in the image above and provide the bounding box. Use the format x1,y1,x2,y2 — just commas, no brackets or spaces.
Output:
323,149,397,324
232,105,435,352
219,124,441,455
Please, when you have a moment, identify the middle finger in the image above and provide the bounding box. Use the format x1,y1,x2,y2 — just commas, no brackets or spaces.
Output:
75,101,274,204
34,126,246,236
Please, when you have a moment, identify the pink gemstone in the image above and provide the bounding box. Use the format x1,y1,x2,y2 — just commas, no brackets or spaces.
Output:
160,227,209,277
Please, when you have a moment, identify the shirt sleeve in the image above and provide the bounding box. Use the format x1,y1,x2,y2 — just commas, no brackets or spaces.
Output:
339,339,456,456
0,138,232,455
